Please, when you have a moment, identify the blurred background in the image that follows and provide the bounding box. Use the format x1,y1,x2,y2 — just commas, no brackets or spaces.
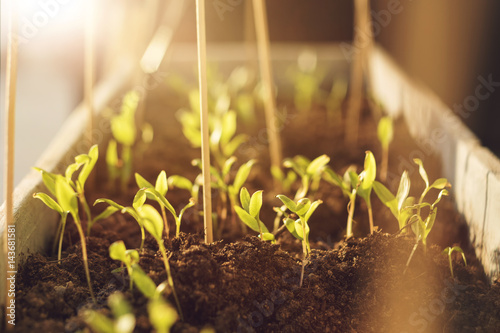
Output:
1,0,499,201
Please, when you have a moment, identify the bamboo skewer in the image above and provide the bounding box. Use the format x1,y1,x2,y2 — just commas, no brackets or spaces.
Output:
3,0,18,329
196,0,213,244
85,0,95,145
345,0,373,146
252,0,283,183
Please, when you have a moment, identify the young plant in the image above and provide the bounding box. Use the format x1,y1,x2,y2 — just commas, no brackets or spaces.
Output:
94,189,147,250
356,151,377,235
324,151,376,238
377,116,393,182
33,145,100,301
273,154,329,232
106,91,153,191
136,171,196,237
443,246,467,279
276,194,322,287
404,159,450,271
85,292,136,333
234,187,275,241
138,204,183,320
373,170,414,232
109,240,140,290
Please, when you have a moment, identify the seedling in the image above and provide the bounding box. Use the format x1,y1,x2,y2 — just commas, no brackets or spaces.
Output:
377,116,393,182
373,170,414,232
273,155,329,232
106,91,153,192
443,246,467,279
234,187,275,241
109,240,140,290
94,189,147,250
139,203,183,320
276,194,322,286
136,171,195,237
356,151,377,235
33,144,100,302
404,159,450,271
193,158,255,232
85,292,135,333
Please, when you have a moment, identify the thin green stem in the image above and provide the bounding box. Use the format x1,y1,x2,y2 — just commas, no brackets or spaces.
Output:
161,205,169,239
158,242,183,321
367,202,374,235
346,191,356,238
57,215,67,264
74,217,96,303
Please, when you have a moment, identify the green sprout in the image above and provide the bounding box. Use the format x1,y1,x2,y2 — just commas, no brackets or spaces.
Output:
94,189,147,250
234,187,275,242
442,246,467,279
33,144,100,302
106,91,153,192
273,155,329,232
136,171,195,237
148,291,179,333
139,204,183,320
276,194,322,287
373,170,414,232
326,79,348,123
109,240,140,290
84,292,136,333
377,116,393,182
356,151,377,235
192,158,255,232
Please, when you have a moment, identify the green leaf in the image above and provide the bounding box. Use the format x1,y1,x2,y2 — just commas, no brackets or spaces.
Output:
55,176,78,217
377,116,394,149
65,161,84,182
248,190,263,219
432,189,449,208
92,206,119,224
413,158,429,189
108,293,135,330
430,178,450,190
139,204,164,241
361,151,376,191
168,175,193,192
306,154,330,177
94,198,125,211
271,165,284,181
141,122,154,144
125,249,140,266
155,171,168,197
222,134,247,157
33,168,58,196
33,192,65,216
84,310,115,333
106,139,119,168
131,264,156,299
148,298,178,333
78,144,98,188
396,171,411,211
261,233,275,242
133,189,147,211
240,187,251,212
111,114,136,146
295,198,311,216
304,200,322,223
234,206,259,232
233,160,256,193
144,188,176,218
283,217,300,239
135,173,155,189
109,241,127,263
373,181,398,218
220,110,237,146
276,194,296,212
294,219,310,240
222,156,237,177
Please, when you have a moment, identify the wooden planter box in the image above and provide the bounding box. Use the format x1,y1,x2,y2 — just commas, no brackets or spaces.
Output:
1,43,499,310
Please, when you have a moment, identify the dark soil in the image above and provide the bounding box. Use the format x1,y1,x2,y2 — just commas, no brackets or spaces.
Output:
12,82,500,332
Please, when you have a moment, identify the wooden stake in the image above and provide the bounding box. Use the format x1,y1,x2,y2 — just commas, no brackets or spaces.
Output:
85,0,95,145
196,0,213,244
3,0,18,329
252,0,283,181
345,0,373,145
